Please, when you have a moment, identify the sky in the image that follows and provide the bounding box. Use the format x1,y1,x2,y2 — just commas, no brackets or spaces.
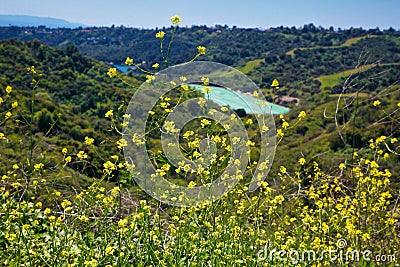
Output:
1,0,399,29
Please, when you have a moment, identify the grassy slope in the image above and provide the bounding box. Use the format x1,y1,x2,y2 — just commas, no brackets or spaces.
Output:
235,35,374,75
238,59,265,74
317,62,400,88
317,64,378,88
285,35,378,56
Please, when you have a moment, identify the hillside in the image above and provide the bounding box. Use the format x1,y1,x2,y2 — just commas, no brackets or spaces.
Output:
0,39,140,187
1,37,399,191
0,24,398,67
1,24,399,104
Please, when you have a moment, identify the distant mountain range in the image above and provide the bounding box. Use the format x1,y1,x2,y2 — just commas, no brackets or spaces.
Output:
0,15,86,28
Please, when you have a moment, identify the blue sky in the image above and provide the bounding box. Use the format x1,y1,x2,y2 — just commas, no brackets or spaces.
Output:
2,0,399,29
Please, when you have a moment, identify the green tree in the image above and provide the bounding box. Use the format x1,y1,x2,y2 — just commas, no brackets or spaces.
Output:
36,108,54,133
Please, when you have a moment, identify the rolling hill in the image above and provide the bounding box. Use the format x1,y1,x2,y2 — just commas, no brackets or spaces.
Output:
0,39,140,188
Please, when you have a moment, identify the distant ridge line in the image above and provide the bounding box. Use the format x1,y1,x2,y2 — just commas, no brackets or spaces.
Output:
0,14,86,28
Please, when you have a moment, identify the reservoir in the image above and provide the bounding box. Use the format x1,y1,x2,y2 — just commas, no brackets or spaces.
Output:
114,64,136,73
190,84,290,115
114,65,290,114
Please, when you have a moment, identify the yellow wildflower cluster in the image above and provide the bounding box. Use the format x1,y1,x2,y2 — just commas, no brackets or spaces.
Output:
145,75,155,83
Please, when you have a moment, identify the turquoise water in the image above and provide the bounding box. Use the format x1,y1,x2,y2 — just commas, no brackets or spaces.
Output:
190,85,290,115
114,64,135,73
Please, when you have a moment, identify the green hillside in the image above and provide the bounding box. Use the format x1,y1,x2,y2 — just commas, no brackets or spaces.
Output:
1,26,400,266
285,35,378,56
1,33,399,200
0,39,140,187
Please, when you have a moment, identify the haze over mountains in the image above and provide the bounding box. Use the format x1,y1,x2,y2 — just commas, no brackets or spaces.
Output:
0,15,86,28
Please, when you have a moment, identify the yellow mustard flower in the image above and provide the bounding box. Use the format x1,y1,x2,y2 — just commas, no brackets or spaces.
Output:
298,157,306,165
155,31,165,38
117,138,127,149
103,161,116,173
34,163,44,170
277,128,284,137
170,15,182,25
201,76,209,85
105,109,113,118
107,67,117,78
125,57,134,65
339,163,346,170
79,215,88,222
65,156,72,163
5,85,12,94
202,86,211,93
77,151,88,160
105,246,114,255
201,119,211,128
146,75,155,83
298,111,306,119
197,46,206,55
84,136,94,145
271,79,279,87
27,66,36,73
